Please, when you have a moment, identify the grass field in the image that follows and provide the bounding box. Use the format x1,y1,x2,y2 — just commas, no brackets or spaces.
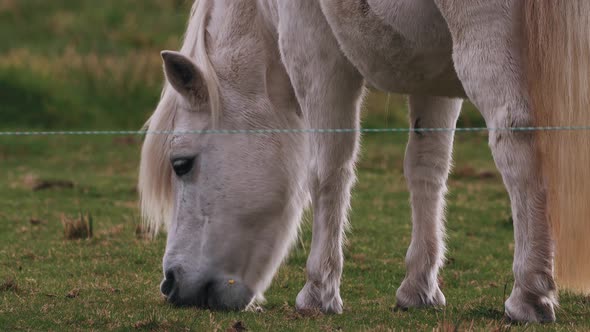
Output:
1,1,589,331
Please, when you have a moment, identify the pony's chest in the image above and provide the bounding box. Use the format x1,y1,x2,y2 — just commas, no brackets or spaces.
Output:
320,0,465,97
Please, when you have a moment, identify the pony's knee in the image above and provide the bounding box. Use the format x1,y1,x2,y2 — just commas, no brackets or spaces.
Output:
403,141,452,191
312,164,356,197
403,163,448,194
483,105,536,167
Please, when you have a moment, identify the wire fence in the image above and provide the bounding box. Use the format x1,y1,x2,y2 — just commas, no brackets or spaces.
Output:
1,126,590,137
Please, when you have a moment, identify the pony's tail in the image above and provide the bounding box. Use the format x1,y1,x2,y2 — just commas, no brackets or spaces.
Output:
524,1,590,294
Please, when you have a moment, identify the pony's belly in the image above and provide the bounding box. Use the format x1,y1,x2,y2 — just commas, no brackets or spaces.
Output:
320,0,466,97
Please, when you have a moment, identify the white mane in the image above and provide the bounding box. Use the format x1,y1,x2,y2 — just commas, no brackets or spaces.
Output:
138,0,220,235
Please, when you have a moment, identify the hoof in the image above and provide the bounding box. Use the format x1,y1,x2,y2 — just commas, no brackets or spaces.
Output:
395,278,446,309
296,282,343,314
505,288,557,323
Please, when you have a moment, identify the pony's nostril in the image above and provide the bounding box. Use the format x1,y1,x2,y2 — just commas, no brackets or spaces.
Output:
165,269,175,283
161,269,178,299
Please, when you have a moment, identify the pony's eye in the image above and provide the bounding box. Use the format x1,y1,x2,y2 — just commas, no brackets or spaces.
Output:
171,157,196,177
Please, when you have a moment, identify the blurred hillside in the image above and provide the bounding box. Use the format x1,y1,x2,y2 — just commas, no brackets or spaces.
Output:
0,0,484,130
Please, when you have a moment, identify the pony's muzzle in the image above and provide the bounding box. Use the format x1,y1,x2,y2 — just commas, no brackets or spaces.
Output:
161,267,253,311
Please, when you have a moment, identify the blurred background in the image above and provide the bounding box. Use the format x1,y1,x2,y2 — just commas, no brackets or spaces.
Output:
0,0,485,132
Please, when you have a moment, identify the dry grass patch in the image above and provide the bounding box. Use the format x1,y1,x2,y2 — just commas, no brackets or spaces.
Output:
135,222,154,240
0,47,163,90
0,0,16,12
65,288,80,299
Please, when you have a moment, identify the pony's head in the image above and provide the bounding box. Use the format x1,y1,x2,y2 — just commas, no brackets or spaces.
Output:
139,1,308,311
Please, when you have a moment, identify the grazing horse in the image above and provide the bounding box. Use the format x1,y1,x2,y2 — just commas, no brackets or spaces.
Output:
139,0,590,323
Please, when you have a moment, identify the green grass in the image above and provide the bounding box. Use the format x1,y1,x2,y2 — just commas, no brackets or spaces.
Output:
1,1,589,331
2,134,590,331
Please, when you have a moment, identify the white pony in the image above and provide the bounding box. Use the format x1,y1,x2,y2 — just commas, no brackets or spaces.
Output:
139,0,590,323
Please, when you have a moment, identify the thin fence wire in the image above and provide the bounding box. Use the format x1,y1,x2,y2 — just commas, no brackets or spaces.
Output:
1,126,590,137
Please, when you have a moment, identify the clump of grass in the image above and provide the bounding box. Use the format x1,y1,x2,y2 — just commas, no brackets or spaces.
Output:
33,179,75,191
228,321,248,332
61,212,93,240
135,219,153,240
0,278,19,293
66,288,80,299
29,218,45,225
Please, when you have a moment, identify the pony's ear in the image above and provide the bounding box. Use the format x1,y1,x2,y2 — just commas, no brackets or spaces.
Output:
161,51,208,103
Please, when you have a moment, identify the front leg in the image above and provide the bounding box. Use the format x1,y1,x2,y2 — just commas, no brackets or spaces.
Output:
278,1,364,314
396,96,462,309
436,0,557,323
